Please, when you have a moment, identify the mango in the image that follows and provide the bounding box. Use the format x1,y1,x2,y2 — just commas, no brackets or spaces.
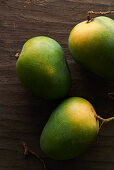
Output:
16,36,71,99
40,97,99,160
68,16,114,80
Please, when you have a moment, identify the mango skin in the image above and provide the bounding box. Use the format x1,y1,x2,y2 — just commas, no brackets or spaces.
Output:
40,97,99,160
68,16,114,81
16,36,71,100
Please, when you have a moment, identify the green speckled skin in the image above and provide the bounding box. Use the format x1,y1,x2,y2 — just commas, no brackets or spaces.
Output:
68,16,114,81
16,36,71,99
40,97,99,160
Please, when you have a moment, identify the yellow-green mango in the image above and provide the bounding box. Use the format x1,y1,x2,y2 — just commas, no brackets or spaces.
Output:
68,16,114,80
16,36,71,100
40,97,99,160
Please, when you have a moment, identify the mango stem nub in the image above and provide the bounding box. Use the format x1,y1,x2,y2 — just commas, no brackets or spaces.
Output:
15,52,20,58
87,10,114,22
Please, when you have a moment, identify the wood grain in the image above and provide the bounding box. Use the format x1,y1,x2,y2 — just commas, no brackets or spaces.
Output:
0,0,114,169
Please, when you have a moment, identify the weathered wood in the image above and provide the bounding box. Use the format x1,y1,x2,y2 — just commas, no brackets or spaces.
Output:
0,0,114,169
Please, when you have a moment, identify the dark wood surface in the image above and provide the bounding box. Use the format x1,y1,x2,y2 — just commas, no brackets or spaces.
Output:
0,0,114,170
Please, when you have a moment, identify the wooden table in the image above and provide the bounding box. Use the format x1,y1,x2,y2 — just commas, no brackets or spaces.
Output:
0,0,114,169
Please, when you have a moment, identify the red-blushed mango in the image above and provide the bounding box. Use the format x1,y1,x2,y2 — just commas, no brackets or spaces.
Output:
68,16,114,81
40,97,99,160
16,36,71,100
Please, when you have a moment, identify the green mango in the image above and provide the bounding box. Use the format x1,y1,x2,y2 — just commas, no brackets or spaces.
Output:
40,97,99,160
68,16,114,80
16,36,71,99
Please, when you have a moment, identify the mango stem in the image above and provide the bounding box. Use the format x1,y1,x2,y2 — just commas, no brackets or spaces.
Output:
87,10,114,22
96,114,114,129
22,141,47,170
15,52,20,58
96,115,114,122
